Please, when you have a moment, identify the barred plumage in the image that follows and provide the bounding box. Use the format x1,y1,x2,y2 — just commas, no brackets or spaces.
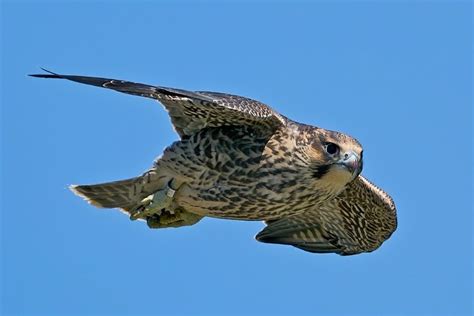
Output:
31,69,397,255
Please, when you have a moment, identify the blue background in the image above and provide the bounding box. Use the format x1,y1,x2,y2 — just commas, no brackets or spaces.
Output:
2,2,472,315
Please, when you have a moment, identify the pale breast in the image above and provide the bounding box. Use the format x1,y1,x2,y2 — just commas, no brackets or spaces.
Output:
160,126,338,221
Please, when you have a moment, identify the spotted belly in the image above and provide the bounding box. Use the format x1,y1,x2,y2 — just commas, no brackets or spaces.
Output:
156,126,333,221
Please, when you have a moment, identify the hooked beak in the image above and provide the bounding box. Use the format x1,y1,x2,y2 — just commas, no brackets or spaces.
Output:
339,152,362,176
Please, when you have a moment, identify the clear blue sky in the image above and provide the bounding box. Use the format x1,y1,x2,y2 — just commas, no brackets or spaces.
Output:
2,2,472,315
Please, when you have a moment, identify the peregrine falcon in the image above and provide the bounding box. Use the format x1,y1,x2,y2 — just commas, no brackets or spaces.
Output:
31,69,397,255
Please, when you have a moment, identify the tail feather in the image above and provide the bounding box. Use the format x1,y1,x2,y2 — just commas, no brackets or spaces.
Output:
70,179,137,208
70,169,167,210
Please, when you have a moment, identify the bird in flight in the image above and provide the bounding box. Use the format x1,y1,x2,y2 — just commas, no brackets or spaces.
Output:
31,69,397,255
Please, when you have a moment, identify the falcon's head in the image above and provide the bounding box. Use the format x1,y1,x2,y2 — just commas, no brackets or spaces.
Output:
308,129,363,194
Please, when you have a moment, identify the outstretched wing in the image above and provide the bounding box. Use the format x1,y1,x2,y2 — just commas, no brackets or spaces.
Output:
30,69,286,137
256,176,397,255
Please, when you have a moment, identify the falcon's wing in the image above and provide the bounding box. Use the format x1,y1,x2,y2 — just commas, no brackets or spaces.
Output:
256,176,397,255
30,69,286,137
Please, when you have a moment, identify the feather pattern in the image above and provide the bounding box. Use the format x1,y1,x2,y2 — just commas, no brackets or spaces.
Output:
31,69,397,255
256,175,397,255
30,69,286,137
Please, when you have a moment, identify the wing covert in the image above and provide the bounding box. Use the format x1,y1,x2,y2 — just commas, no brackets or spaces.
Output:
166,91,286,136
256,175,397,255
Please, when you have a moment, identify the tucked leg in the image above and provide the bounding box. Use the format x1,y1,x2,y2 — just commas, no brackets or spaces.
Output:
130,179,182,220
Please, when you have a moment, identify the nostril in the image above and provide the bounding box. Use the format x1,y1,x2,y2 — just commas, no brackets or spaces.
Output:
344,153,349,160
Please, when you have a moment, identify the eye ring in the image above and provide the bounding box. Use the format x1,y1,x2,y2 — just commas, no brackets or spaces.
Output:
325,142,340,155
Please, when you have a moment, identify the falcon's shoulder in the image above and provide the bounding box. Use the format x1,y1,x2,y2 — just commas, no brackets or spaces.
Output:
256,175,397,255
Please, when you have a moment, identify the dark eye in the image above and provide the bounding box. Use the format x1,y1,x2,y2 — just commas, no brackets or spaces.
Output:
325,142,339,155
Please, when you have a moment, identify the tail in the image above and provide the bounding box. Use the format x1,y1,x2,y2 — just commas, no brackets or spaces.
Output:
70,178,140,209
70,169,168,213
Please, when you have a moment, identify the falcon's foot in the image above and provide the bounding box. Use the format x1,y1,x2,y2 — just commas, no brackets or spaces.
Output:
130,179,181,221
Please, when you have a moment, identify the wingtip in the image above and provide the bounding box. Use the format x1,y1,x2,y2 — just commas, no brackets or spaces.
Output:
254,230,275,243
28,68,61,78
40,67,56,74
